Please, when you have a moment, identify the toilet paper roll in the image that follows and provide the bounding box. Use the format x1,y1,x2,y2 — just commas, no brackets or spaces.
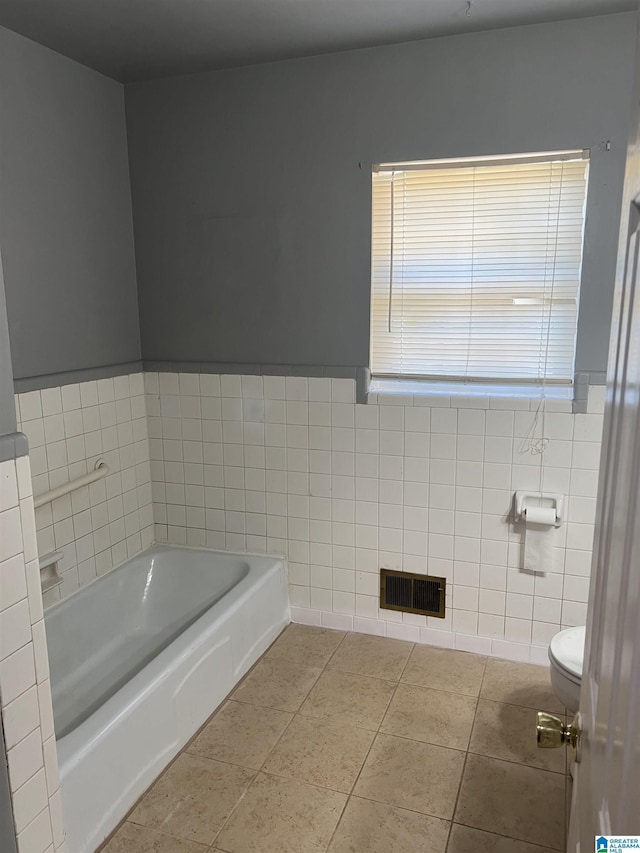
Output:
525,507,556,525
523,506,556,572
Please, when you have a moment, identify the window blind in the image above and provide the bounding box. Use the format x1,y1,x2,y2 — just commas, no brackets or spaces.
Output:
370,152,589,384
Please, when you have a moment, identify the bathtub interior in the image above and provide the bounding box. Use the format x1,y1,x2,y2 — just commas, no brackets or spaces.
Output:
45,545,250,738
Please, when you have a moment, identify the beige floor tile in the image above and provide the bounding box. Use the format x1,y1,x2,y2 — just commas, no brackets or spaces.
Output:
267,624,346,667
481,658,563,712
327,632,413,681
328,796,450,853
101,822,209,852
128,753,255,845
215,772,347,853
186,700,292,769
402,646,486,696
469,699,566,773
299,669,396,730
231,657,322,712
381,683,477,750
353,733,465,819
455,753,565,850
263,714,374,792
447,823,564,853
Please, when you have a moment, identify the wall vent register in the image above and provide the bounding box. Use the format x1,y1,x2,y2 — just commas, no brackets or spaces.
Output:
380,569,446,618
370,150,590,386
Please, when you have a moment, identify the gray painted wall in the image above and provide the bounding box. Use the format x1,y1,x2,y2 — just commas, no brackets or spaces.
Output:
0,25,140,383
126,13,635,376
0,254,17,436
0,31,16,435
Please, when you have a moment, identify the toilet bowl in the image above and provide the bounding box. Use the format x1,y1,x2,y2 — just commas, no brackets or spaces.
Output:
548,625,585,712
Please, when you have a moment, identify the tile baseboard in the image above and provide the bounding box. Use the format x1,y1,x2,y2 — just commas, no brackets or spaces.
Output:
289,606,549,666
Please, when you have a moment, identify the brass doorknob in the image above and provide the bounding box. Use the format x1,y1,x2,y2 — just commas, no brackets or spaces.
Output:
536,711,581,750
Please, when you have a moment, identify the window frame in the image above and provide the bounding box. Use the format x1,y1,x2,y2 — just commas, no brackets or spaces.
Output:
368,150,591,398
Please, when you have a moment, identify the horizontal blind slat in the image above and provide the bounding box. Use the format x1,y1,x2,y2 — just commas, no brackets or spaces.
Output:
370,156,588,382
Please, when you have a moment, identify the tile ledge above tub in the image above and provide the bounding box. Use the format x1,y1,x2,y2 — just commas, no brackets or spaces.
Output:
366,377,574,412
0,431,29,462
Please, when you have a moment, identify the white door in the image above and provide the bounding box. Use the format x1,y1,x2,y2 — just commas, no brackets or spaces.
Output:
569,6,640,849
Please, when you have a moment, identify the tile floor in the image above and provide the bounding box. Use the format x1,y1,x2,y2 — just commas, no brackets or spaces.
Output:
101,625,569,853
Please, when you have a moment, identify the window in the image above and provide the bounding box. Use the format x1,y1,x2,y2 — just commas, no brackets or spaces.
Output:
370,151,589,386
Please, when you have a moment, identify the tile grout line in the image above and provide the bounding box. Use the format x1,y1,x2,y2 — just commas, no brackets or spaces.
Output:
445,653,566,853
315,633,414,850
98,623,301,851
211,626,353,850
443,653,488,852
450,818,565,852
464,672,568,778
216,634,564,849
102,626,564,852
459,745,568,776
322,637,416,851
322,640,520,842
264,632,563,851
106,821,214,851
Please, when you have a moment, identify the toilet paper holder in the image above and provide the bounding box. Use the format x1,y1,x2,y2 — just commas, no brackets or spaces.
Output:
514,491,564,527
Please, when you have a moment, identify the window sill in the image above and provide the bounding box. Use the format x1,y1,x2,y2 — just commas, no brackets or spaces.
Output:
368,377,574,410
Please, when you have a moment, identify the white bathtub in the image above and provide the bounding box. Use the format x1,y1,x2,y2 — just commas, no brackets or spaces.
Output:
44,544,289,853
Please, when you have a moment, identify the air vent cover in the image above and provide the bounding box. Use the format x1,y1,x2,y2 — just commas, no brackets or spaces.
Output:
380,569,446,618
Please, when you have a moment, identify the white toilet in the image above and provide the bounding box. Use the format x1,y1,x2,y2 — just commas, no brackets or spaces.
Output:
548,625,586,712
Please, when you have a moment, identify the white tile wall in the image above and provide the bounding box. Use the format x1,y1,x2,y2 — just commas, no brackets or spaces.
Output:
146,372,604,662
0,371,606,852
15,374,154,604
0,456,67,853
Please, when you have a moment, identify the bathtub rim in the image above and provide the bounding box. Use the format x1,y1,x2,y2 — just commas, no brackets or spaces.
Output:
43,541,287,618
53,543,290,853
53,543,287,762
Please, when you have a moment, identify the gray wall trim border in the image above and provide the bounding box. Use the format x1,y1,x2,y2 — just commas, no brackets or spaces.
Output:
582,371,607,385
573,373,589,414
142,360,361,379
573,370,607,413
12,359,606,404
0,432,29,462
356,367,371,404
142,362,607,384
14,361,144,393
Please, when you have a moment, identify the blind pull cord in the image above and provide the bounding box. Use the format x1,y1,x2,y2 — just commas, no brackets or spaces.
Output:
388,171,395,333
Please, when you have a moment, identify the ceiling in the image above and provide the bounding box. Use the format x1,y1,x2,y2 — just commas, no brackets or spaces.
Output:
0,0,633,82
